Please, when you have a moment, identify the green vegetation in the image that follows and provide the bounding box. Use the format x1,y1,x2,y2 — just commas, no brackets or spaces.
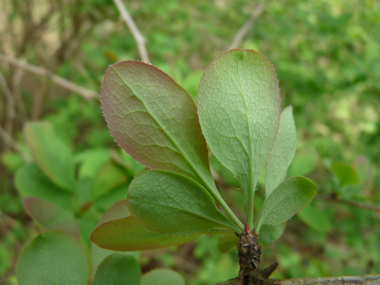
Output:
1,0,380,284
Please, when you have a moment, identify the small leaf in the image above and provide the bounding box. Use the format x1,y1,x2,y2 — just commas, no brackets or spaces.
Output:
16,231,89,285
93,184,129,212
93,160,128,199
24,122,75,192
217,233,238,253
91,199,139,275
74,148,111,179
1,151,24,173
256,176,316,231
288,149,318,177
76,177,95,206
23,197,79,237
266,106,297,198
101,61,215,191
141,269,185,285
259,223,286,247
15,162,72,208
298,204,331,233
93,254,141,285
91,216,200,251
331,161,359,187
98,199,130,224
128,171,239,234
111,149,146,176
197,49,281,223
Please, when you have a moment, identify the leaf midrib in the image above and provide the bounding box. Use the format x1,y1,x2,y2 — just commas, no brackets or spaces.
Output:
130,198,230,230
112,67,216,195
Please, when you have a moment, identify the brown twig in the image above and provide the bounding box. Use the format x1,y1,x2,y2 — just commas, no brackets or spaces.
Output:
317,193,380,213
0,69,15,151
0,125,31,162
112,0,150,63
229,3,268,49
211,275,380,285
0,54,99,100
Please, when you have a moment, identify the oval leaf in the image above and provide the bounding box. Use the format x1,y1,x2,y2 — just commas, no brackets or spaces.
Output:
24,122,75,192
16,231,89,285
266,106,297,198
298,204,331,233
288,149,318,177
74,148,111,179
15,162,72,208
93,254,141,285
91,199,139,275
91,216,200,251
23,197,79,237
101,61,215,191
127,171,239,234
259,223,286,247
257,176,316,231
331,161,359,187
141,269,185,285
197,49,280,222
93,160,128,199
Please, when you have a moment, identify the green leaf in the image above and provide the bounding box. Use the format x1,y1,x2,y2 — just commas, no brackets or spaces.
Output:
93,254,141,285
197,49,281,227
1,151,24,173
98,199,130,224
331,161,359,187
101,61,215,191
111,149,146,176
91,216,200,251
128,171,239,234
16,231,89,285
91,200,139,274
259,223,286,247
23,197,79,237
217,233,238,253
76,177,95,206
298,204,331,233
93,160,128,199
256,176,316,231
141,269,185,285
93,184,129,212
266,106,297,198
15,162,72,208
288,149,318,177
24,122,75,192
74,148,110,179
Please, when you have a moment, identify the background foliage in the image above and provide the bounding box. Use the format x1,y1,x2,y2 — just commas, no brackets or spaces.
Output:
0,0,379,284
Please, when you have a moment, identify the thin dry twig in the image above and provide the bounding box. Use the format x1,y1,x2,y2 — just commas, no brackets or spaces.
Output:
229,3,268,50
0,54,99,100
0,124,31,162
0,69,16,151
317,193,380,213
112,0,150,63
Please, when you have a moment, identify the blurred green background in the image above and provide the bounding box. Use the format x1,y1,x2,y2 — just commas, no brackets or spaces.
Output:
0,0,379,284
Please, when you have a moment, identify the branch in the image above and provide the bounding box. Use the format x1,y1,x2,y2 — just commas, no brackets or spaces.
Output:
0,125,31,162
112,0,150,63
229,3,268,50
0,69,16,151
211,275,380,285
317,193,380,213
0,54,99,100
